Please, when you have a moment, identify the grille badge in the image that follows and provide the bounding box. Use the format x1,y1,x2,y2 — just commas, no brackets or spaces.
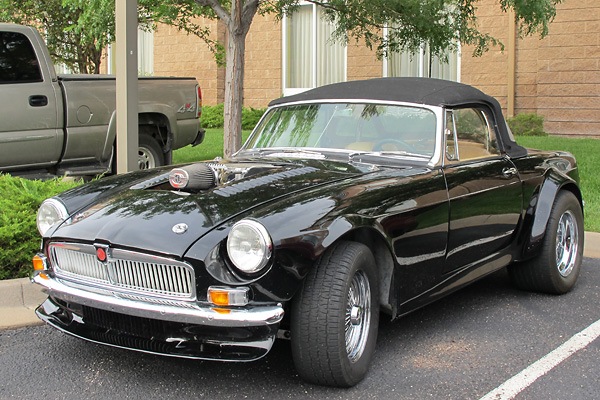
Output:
95,244,110,263
96,248,107,262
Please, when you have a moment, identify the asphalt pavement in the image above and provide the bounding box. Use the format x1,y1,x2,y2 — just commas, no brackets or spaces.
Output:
1,256,599,399
1,232,599,330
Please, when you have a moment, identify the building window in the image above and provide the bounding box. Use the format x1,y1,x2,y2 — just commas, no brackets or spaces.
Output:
107,28,154,76
283,3,346,95
383,29,460,82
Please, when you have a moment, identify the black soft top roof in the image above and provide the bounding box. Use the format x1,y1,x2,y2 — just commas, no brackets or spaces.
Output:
269,78,527,158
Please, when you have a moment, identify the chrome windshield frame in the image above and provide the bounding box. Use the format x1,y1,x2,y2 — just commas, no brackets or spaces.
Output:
237,99,445,168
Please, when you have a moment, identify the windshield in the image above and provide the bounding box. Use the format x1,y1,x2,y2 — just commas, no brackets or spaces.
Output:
243,103,437,158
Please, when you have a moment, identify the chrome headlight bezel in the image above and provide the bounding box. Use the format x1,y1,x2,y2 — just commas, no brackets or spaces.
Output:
226,219,273,275
36,198,69,236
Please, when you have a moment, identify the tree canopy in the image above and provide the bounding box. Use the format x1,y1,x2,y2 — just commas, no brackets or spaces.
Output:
0,0,218,73
1,0,562,156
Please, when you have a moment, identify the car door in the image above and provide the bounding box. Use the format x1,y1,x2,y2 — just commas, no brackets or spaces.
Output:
442,106,522,273
0,30,62,171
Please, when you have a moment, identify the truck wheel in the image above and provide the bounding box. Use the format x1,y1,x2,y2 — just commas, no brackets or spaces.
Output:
291,241,379,387
509,191,584,294
138,134,164,170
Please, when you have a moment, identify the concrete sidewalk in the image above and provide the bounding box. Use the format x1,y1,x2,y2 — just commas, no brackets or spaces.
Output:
2,232,599,331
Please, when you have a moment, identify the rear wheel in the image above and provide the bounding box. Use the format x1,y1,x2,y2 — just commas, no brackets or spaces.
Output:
291,241,379,387
138,133,164,170
509,191,584,294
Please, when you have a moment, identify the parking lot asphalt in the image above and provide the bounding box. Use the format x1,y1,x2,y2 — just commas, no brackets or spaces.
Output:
1,231,599,331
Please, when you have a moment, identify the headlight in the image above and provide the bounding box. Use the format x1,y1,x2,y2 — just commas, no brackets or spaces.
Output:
227,219,272,274
36,198,69,236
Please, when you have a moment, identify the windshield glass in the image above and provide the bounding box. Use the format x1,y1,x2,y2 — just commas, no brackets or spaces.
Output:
243,103,437,158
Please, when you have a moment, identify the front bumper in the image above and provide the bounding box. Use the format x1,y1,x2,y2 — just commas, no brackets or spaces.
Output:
32,273,284,361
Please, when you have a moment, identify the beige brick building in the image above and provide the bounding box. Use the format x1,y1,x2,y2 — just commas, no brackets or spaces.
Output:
151,0,600,138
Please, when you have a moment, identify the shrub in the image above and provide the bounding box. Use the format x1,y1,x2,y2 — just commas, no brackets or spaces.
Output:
200,103,266,130
0,175,82,280
242,106,266,130
201,103,225,129
507,113,548,136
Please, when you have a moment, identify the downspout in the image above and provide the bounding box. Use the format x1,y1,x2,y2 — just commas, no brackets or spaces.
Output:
507,9,516,118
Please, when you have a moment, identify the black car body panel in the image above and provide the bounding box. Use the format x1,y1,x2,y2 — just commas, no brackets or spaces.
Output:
32,78,583,376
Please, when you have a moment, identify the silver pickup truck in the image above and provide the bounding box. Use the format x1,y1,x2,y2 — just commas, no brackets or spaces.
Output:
0,23,204,178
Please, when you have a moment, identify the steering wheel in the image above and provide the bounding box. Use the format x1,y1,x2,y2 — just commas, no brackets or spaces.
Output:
372,138,416,152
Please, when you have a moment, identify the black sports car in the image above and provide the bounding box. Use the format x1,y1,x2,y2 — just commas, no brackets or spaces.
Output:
32,78,584,387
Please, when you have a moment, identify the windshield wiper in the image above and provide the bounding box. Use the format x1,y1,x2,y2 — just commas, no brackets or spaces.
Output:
246,148,327,159
349,150,429,161
360,150,430,159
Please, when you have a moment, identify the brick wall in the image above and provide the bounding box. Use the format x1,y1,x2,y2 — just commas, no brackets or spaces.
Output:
462,0,600,137
535,0,600,137
460,1,510,112
244,13,282,108
347,40,381,81
153,18,225,105
150,2,600,137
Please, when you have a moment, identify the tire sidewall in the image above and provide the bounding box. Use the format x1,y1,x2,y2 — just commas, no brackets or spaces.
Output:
138,134,164,169
337,247,380,385
290,241,380,387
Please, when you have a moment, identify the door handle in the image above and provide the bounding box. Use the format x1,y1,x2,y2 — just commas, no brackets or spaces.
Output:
29,95,48,107
502,167,517,178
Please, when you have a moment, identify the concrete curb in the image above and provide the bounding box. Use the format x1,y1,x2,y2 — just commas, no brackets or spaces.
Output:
0,277,46,330
1,232,598,331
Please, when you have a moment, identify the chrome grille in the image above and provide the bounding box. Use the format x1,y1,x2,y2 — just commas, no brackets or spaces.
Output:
48,243,195,300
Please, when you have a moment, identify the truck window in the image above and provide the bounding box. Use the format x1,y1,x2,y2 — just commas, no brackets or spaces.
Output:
0,31,43,84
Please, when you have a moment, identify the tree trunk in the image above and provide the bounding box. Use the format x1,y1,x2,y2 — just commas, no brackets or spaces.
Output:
216,0,258,158
223,30,245,158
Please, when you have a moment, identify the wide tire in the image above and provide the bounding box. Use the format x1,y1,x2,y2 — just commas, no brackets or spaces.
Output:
509,191,584,294
291,241,379,387
138,133,164,170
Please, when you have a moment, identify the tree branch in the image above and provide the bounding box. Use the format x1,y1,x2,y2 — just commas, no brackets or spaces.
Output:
195,0,231,26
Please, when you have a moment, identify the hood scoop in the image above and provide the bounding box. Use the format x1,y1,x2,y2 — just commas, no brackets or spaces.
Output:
165,162,285,194
169,164,216,191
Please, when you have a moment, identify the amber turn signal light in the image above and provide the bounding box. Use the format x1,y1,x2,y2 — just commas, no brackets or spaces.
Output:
207,287,249,306
33,255,47,271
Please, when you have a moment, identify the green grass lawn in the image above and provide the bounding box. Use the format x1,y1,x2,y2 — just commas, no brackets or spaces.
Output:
172,129,252,164
174,131,599,232
516,136,599,232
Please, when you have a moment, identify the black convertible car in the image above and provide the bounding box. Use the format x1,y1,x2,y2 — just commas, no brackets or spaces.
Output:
32,78,584,387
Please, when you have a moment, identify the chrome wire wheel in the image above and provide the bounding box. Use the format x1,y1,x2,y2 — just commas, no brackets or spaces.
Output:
556,210,579,277
345,270,371,363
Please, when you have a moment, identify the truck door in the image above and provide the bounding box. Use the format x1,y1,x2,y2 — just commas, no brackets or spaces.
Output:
0,29,62,172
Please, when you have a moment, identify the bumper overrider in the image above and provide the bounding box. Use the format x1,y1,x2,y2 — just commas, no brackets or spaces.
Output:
31,255,284,361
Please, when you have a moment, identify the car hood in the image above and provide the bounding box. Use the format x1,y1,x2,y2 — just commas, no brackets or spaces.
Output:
50,159,370,256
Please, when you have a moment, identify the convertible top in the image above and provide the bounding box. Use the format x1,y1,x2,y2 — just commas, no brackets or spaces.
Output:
269,78,527,158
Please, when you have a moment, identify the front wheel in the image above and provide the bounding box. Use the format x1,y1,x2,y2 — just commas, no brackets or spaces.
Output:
509,191,584,294
291,241,379,387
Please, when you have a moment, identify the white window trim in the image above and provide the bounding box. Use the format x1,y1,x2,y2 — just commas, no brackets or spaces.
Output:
382,27,461,82
282,2,347,96
107,27,154,76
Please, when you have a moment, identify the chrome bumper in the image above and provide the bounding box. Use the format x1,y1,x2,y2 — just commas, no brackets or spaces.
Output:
31,273,284,328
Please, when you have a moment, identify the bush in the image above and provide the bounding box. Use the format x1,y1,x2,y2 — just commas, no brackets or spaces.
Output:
507,113,548,136
201,103,266,130
201,103,225,129
0,174,82,280
242,106,266,130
